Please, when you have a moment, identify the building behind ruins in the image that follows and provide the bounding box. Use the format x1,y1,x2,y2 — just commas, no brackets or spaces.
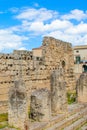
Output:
74,45,87,75
74,45,87,63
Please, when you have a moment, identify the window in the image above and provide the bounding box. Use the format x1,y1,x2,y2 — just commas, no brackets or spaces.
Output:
36,57,39,60
82,64,87,72
62,61,65,68
76,50,79,53
75,56,81,64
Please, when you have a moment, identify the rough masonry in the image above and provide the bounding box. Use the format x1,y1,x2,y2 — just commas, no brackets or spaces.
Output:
51,69,67,115
77,73,87,103
0,36,75,112
8,79,29,130
30,88,51,121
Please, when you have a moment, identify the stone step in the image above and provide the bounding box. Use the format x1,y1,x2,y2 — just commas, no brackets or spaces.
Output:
81,125,87,130
30,114,66,130
46,107,87,130
30,104,87,130
67,103,85,116
64,115,87,130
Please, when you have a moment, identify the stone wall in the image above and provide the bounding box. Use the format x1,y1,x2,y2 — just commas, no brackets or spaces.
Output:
30,68,67,122
0,36,75,112
42,37,75,90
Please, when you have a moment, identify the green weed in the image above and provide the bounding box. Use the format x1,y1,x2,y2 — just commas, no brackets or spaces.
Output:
67,91,76,104
0,113,8,122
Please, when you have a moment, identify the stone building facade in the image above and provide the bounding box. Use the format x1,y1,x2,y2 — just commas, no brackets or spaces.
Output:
0,36,75,112
74,45,87,77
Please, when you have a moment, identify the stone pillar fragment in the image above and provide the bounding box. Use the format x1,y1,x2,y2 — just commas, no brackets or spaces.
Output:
51,69,67,115
77,73,87,103
30,88,51,121
8,79,29,130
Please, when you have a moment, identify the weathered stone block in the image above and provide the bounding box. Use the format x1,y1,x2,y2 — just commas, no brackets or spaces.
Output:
77,73,87,103
8,79,29,130
51,69,67,115
30,88,51,121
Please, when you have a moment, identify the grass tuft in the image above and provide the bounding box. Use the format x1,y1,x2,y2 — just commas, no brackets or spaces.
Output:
0,121,8,129
0,113,8,122
67,91,76,104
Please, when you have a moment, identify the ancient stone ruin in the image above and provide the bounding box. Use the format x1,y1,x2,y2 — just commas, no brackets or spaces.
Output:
8,79,29,130
77,73,87,103
30,88,51,121
0,36,87,130
30,68,67,121
0,36,75,113
51,69,67,115
0,36,82,130
8,68,67,129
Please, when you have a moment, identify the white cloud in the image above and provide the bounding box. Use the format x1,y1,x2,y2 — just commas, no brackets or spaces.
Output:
28,20,73,33
61,9,87,21
0,29,28,52
14,8,87,46
46,30,87,46
29,22,45,32
1,7,87,53
18,47,27,50
65,22,87,34
46,20,73,30
16,8,58,22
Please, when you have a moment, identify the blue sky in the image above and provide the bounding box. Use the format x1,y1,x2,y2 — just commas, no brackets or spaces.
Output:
0,0,87,53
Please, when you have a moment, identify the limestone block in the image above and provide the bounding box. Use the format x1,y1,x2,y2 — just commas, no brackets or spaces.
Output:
77,73,87,103
8,79,29,130
51,69,67,115
30,88,51,121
